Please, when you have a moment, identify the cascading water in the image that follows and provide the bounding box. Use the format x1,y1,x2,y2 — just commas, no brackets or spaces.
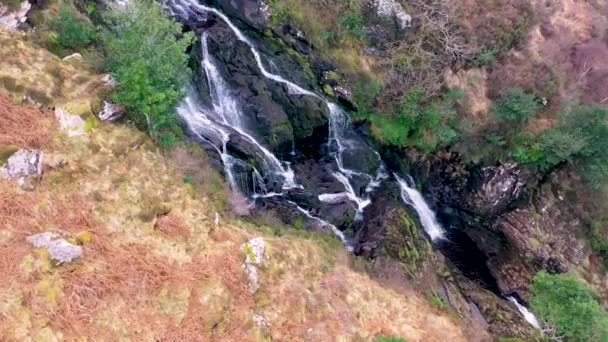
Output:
395,174,446,241
165,0,380,218
508,296,541,329
166,1,540,329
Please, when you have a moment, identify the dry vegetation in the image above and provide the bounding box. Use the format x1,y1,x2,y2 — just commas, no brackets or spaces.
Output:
0,93,54,149
0,31,468,340
0,107,468,341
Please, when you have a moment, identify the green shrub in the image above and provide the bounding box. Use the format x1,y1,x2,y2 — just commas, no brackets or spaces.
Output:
339,6,366,41
492,88,540,124
367,88,463,152
530,272,608,341
377,336,406,342
51,4,96,51
101,0,194,147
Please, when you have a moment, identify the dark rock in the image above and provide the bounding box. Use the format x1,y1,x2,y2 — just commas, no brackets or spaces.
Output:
207,0,269,31
353,181,430,269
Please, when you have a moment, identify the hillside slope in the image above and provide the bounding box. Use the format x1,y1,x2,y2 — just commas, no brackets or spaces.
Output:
0,27,467,341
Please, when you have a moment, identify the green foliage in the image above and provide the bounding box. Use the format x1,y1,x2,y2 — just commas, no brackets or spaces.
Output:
492,88,540,124
339,5,366,41
366,88,463,152
530,272,608,341
101,0,193,147
266,0,297,26
51,4,96,51
352,78,382,118
377,336,407,342
512,106,608,186
427,293,448,311
474,47,499,66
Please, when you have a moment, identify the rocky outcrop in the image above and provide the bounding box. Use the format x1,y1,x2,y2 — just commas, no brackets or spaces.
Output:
207,0,269,31
353,181,430,272
242,237,265,293
0,1,30,30
200,20,330,156
400,148,589,301
98,101,125,122
374,0,412,29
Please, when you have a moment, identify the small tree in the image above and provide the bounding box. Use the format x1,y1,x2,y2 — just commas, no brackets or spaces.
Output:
530,272,608,341
101,0,194,147
492,88,540,124
51,4,96,51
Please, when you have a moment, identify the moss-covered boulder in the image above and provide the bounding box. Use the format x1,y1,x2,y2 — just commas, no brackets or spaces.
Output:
353,181,431,273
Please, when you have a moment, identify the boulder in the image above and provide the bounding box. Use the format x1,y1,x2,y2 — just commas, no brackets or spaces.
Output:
98,101,125,122
0,1,31,31
242,237,265,293
1,148,43,189
27,232,83,264
374,0,412,30
55,107,86,137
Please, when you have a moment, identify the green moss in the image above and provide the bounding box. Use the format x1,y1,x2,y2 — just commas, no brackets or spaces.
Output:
381,208,431,274
0,145,19,165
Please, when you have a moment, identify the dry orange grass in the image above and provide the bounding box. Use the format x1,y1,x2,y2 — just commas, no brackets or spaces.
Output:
154,214,192,240
0,93,54,148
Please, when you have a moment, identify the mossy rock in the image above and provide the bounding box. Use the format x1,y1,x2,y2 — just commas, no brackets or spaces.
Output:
381,207,431,272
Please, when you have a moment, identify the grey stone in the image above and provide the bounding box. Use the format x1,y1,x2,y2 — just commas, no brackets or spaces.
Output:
1,149,43,188
242,237,265,293
27,232,83,264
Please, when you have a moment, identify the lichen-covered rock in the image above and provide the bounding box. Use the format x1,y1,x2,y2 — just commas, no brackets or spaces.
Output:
26,232,83,264
0,1,31,30
1,148,43,188
374,0,412,29
99,101,125,122
55,107,86,137
242,237,265,293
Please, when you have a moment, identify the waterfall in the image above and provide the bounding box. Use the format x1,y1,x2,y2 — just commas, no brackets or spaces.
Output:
395,175,446,241
166,0,382,217
507,296,541,329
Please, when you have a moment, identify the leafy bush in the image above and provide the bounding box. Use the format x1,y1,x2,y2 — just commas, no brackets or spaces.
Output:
492,88,540,124
51,4,96,51
101,0,194,147
366,88,463,152
530,272,608,341
339,5,366,41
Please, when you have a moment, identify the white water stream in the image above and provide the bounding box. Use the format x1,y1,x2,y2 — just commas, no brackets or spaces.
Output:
508,296,541,329
395,175,446,241
167,0,378,215
166,0,541,329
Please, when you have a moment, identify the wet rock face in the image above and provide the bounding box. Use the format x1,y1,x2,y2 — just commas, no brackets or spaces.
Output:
353,182,430,269
199,20,329,156
488,169,586,300
466,162,531,219
407,150,587,300
208,0,269,31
